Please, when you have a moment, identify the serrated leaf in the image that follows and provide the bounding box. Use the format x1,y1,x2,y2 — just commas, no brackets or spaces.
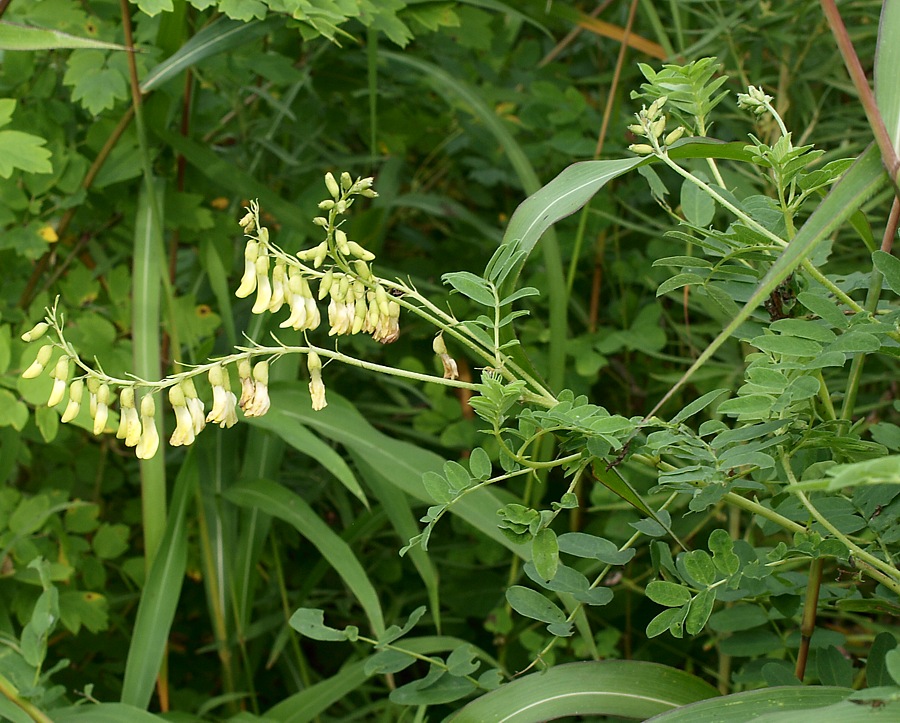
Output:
0,130,52,177
289,608,357,642
646,581,693,607
62,50,127,115
442,271,495,306
531,528,559,581
506,585,566,625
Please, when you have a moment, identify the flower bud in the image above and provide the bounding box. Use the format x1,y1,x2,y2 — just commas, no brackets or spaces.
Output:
318,269,334,300
61,379,84,423
347,241,375,261
629,143,655,155
340,172,352,191
93,383,110,435
318,199,335,210
359,188,379,199
48,356,71,407
21,321,49,343
664,126,685,146
312,216,328,227
335,229,351,256
21,343,54,379
325,172,341,199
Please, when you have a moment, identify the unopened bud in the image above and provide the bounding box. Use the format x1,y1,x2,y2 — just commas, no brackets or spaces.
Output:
21,321,49,343
325,172,341,199
629,143,655,155
664,127,685,146
340,172,352,191
347,241,375,261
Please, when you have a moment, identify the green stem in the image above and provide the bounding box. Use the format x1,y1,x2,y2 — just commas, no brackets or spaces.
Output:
795,557,823,681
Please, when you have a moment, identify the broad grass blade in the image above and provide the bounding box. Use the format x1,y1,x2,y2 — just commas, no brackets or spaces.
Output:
120,454,197,709
54,702,168,722
447,660,719,722
0,21,128,51
141,17,281,93
223,478,386,637
648,685,853,721
248,384,531,559
876,1,900,153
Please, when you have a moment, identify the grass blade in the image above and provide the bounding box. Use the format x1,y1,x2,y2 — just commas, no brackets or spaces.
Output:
120,454,196,709
249,384,530,559
223,478,386,637
648,686,852,722
876,0,900,152
141,16,281,93
0,21,128,51
447,661,719,722
54,703,167,722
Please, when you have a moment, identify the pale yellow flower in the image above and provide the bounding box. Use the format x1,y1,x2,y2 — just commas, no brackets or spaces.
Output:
136,394,160,460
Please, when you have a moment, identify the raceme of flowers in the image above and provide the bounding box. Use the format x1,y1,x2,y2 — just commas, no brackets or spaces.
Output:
16,173,453,460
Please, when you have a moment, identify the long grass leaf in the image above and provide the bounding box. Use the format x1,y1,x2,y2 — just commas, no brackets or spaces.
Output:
120,454,196,709
54,703,167,722
223,478,386,637
875,1,900,152
141,17,281,93
0,21,128,51
247,384,530,558
132,181,167,564
246,410,367,507
447,661,719,722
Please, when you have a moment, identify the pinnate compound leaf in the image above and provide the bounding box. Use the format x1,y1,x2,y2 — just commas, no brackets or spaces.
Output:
289,608,358,642
506,585,566,625
531,528,559,581
441,271,495,306
376,606,426,649
646,580,692,607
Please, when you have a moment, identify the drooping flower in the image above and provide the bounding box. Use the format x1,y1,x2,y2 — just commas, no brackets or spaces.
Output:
116,387,142,447
48,356,70,407
61,379,84,424
93,383,111,435
206,365,238,428
235,240,259,298
237,358,254,409
432,334,459,380
372,300,400,344
135,393,160,460
307,350,326,411
168,384,196,447
242,361,270,417
268,260,286,314
251,254,272,314
182,377,206,436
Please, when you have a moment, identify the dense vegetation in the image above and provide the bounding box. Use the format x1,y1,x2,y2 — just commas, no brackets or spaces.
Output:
2,0,900,720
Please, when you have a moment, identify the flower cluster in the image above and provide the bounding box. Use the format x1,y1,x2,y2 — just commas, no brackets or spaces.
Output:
234,173,401,344
736,85,774,116
16,173,448,461
627,96,685,155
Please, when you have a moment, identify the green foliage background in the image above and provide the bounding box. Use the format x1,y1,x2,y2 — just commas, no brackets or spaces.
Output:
2,0,900,720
